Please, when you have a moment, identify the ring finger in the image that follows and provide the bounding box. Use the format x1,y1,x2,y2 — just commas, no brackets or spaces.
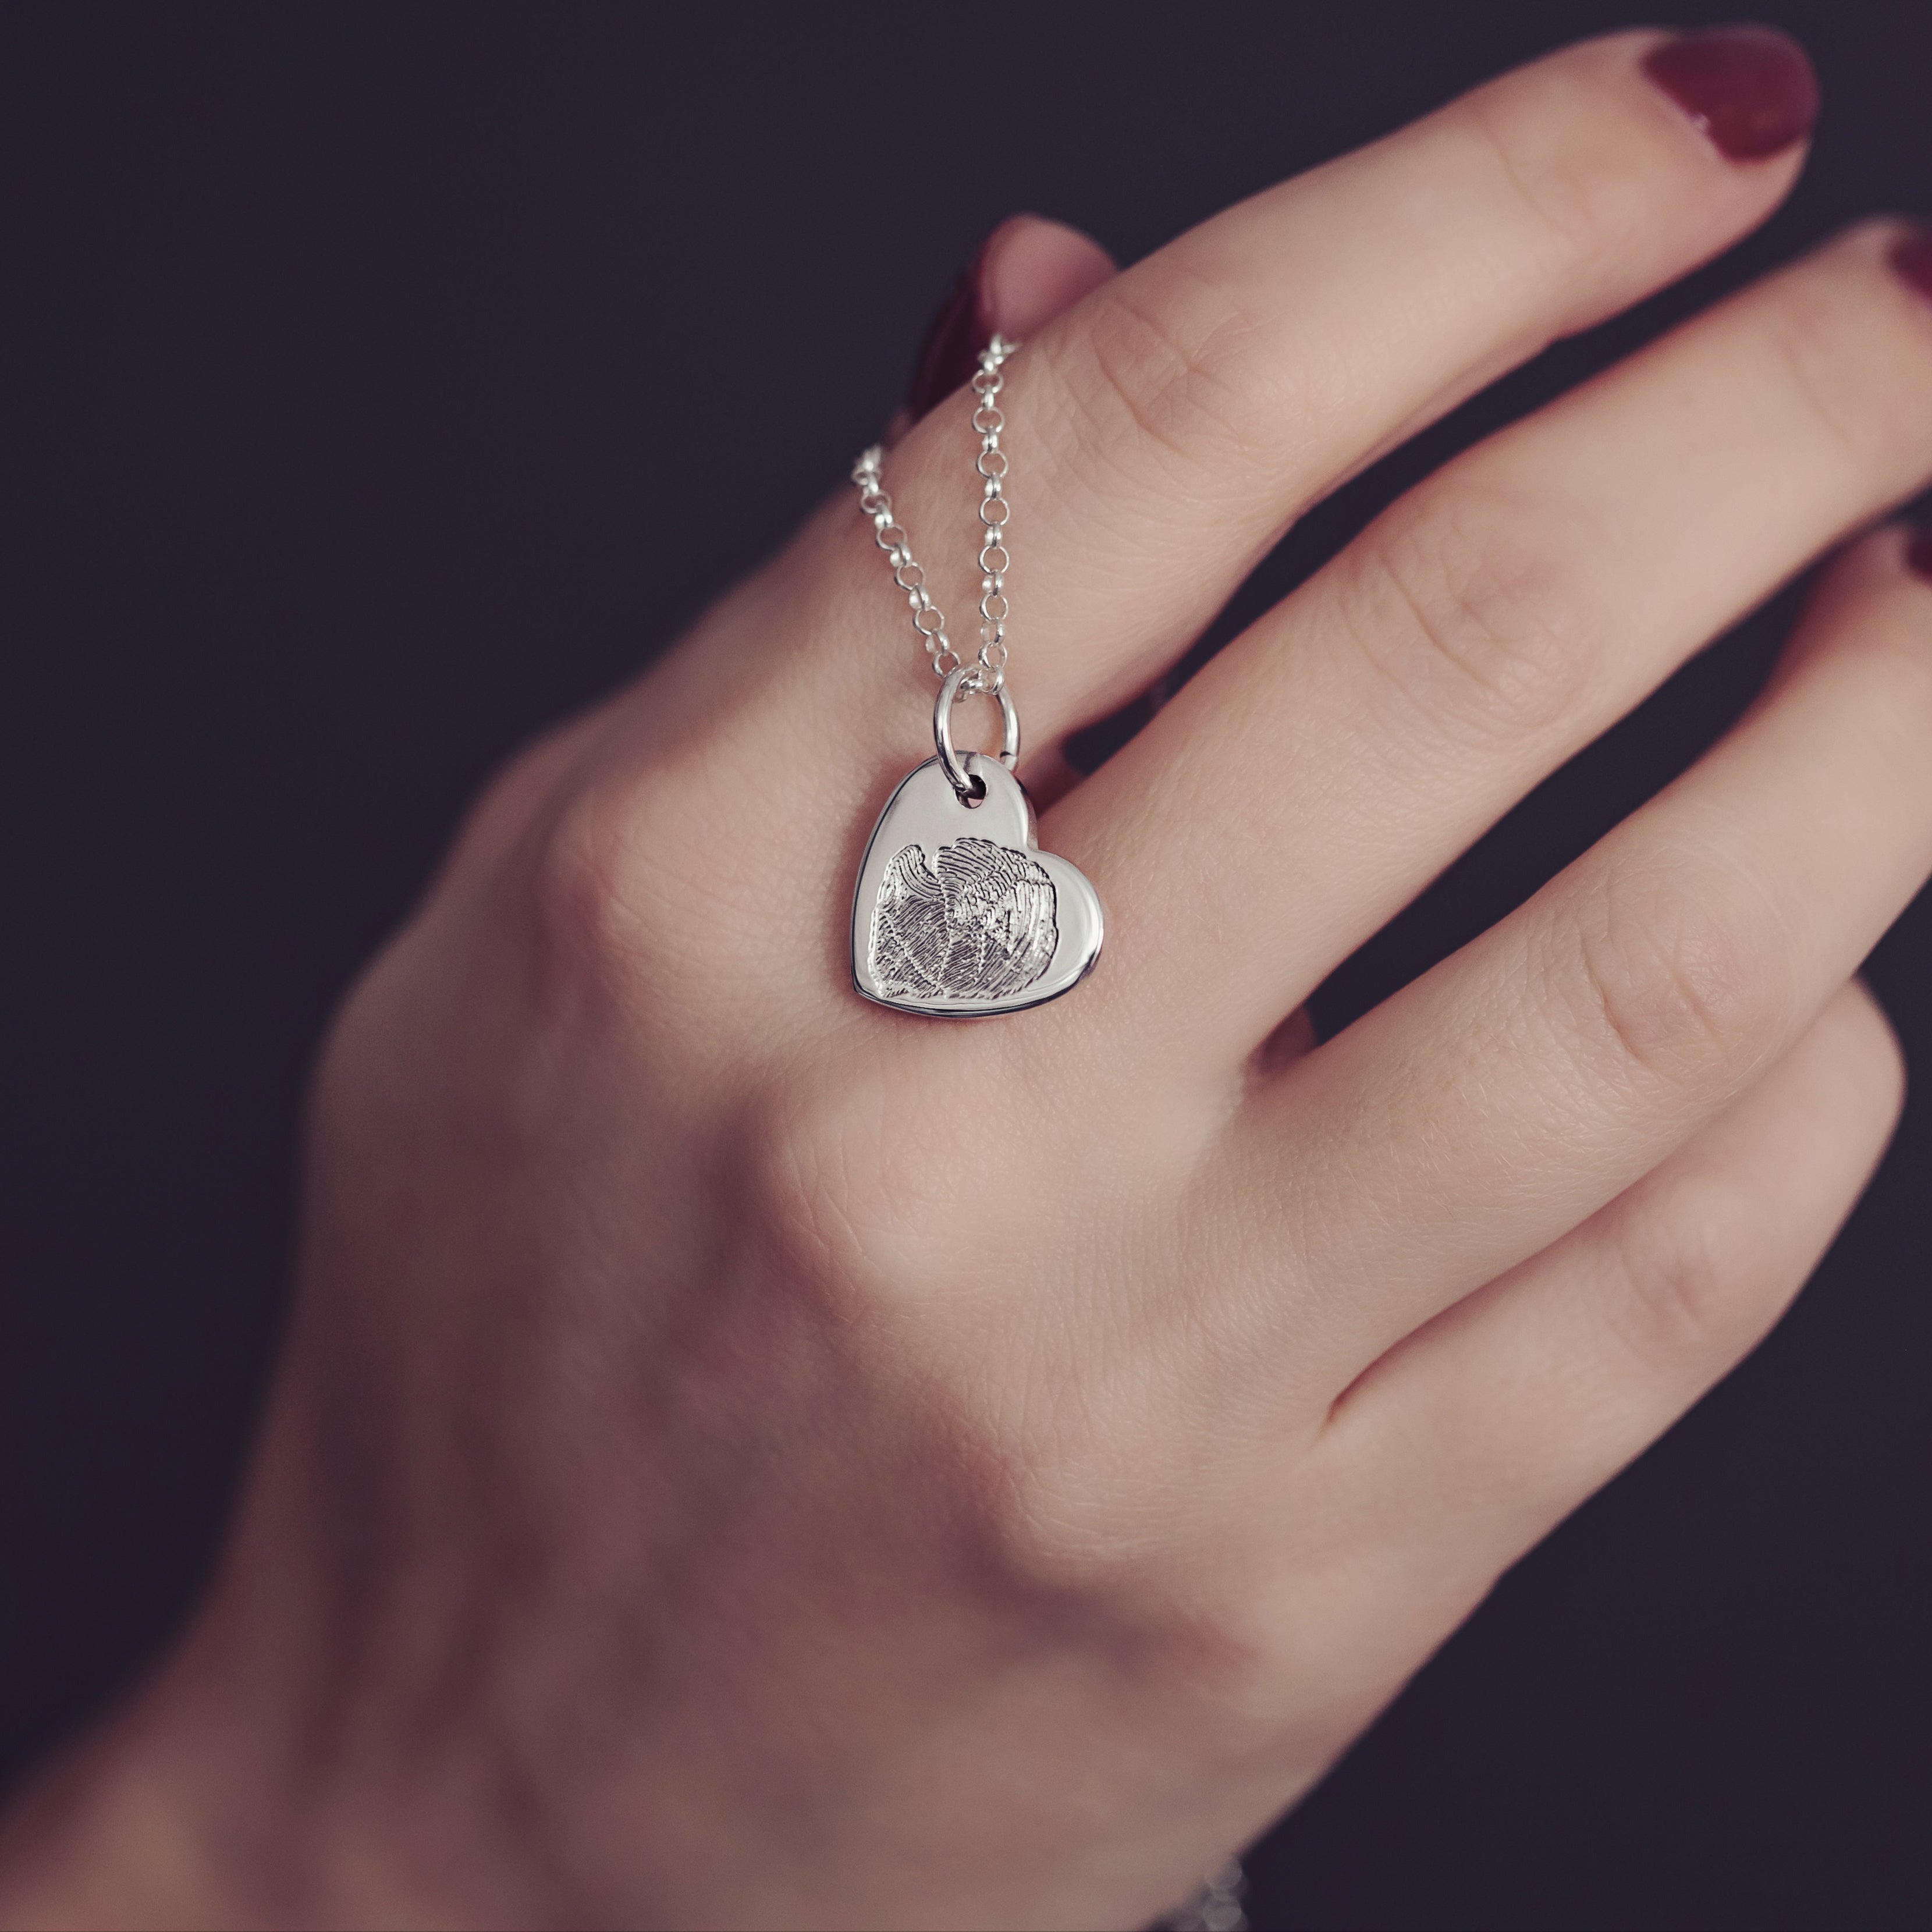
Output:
1218,524,1932,1396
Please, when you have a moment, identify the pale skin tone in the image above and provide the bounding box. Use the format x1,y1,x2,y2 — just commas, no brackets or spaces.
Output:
5,28,1932,1930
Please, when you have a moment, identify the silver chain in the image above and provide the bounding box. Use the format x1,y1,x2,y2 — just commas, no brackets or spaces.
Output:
1163,1858,1249,1932
854,328,1245,1923
851,333,1015,695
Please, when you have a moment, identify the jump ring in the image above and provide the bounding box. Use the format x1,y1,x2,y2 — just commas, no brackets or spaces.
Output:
933,664,1020,799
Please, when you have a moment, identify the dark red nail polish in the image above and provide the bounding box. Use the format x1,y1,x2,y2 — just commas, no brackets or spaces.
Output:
905,237,996,422
1890,227,1932,306
1908,525,1932,585
1642,25,1819,161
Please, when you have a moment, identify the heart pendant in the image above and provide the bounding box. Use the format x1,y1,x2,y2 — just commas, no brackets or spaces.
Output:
851,753,1104,1017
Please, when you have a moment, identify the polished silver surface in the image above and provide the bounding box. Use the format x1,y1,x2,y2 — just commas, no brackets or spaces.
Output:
849,336,1102,1015
851,754,1104,1017
933,665,1019,799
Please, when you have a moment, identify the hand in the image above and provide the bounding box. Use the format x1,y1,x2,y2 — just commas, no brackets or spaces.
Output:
6,26,1931,1931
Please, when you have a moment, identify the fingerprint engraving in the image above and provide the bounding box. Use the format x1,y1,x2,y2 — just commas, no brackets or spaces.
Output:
868,837,1059,1003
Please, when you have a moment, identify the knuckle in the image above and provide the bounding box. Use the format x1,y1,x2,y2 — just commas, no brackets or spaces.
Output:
738,1100,1291,1713
988,1450,1285,1711
524,748,777,1009
1049,274,1271,481
447,717,588,875
982,1454,1367,1742
1344,484,1599,744
991,1418,1175,1597
736,1061,1016,1333
527,784,650,984
1462,88,1645,288
1556,853,1795,1096
734,1078,897,1328
1608,1179,1759,1369
1758,271,1913,478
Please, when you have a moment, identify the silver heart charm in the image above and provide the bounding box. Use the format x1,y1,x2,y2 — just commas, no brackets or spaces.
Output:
851,753,1104,1017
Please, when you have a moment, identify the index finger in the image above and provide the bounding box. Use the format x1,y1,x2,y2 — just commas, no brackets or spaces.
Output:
811,28,1816,763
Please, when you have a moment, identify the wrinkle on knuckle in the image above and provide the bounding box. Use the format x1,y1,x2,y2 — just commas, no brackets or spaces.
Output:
1461,90,1638,293
1607,1178,1759,1371
1050,271,1271,485
1555,854,1793,1100
1759,279,1903,480
1341,485,1598,746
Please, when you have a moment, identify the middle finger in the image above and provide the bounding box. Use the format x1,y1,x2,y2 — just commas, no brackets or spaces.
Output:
1049,222,1932,1072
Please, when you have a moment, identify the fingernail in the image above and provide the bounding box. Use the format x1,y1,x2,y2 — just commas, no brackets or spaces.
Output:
1908,524,1932,584
905,236,996,422
1642,25,1819,161
1889,226,1932,307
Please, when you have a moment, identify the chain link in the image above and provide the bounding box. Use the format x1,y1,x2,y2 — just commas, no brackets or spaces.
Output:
851,333,1015,694
1162,1859,1249,1932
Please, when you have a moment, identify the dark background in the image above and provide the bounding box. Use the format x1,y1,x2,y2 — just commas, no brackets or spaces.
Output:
2,5,1929,1927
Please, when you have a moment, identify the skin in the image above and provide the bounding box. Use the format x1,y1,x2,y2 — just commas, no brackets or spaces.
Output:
2,27,1930,1931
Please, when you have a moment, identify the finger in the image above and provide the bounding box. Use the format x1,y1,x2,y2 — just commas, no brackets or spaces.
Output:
503,218,1117,925
986,216,1119,343
1217,524,1932,1390
892,215,1121,808
1312,980,1901,1634
887,215,1119,443
803,29,1813,762
1052,222,1932,1070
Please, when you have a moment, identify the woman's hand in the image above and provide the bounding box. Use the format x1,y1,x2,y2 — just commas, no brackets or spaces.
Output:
7,26,1932,1931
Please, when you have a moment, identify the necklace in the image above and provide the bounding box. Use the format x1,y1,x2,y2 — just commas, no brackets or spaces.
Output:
848,337,1104,1017
851,349,1242,1924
